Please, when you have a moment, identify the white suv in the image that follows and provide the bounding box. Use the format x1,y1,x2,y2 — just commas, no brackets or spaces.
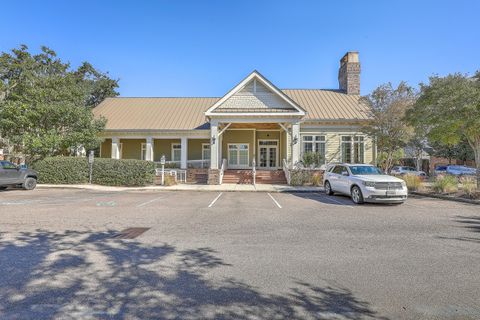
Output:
323,164,408,204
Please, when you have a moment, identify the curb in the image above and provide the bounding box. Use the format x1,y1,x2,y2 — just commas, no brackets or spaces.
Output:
410,191,480,205
36,184,324,193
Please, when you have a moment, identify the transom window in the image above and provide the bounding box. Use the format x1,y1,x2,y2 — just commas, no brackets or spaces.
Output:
172,143,181,162
302,135,326,163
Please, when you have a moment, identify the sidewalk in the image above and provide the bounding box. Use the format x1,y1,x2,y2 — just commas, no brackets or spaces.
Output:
37,183,323,193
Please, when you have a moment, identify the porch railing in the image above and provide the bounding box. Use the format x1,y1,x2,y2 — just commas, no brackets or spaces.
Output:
219,158,227,184
155,168,186,183
154,159,210,169
187,159,210,169
252,158,256,186
283,158,291,185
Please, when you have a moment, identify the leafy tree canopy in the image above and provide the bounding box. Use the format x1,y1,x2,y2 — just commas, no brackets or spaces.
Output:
361,82,417,171
406,72,480,186
0,45,119,162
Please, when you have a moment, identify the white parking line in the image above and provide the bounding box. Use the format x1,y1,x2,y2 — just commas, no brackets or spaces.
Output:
267,193,282,209
208,192,223,208
136,196,165,207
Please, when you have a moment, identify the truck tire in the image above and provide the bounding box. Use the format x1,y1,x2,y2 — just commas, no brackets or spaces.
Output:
23,177,37,190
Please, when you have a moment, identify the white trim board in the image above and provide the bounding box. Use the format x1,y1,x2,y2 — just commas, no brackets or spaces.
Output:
205,70,306,116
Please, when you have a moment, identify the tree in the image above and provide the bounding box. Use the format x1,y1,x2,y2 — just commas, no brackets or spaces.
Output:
407,72,480,187
361,82,417,172
0,45,119,162
429,139,475,164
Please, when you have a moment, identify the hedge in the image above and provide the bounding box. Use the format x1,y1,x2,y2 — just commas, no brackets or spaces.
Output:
33,157,89,184
92,158,155,186
33,157,156,186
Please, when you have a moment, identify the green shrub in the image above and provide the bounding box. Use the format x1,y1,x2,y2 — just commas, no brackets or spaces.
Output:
460,176,478,198
33,157,89,184
92,158,155,186
32,157,156,186
301,152,324,168
432,175,458,194
401,174,423,191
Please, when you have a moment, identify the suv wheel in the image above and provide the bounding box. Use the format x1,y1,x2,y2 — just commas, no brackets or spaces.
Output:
23,177,37,190
351,185,364,204
0,186,7,191
325,181,333,195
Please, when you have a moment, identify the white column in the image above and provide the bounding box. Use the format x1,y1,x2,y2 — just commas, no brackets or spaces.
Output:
218,134,223,165
146,137,154,161
210,120,219,169
291,122,301,166
111,137,120,159
181,137,188,169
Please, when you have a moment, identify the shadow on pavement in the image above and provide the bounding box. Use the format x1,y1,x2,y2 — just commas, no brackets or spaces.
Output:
0,230,387,319
437,215,480,244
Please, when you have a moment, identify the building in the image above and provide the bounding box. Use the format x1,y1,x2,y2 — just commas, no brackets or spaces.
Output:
93,52,374,184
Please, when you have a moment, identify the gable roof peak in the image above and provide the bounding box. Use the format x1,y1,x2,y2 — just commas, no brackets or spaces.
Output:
205,70,306,116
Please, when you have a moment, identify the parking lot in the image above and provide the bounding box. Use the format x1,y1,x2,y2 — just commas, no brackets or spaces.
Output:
0,188,479,319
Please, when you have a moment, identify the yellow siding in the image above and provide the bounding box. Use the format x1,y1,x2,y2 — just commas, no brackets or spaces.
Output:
100,139,112,158
188,139,210,160
120,139,144,160
300,127,374,164
221,130,255,166
153,139,180,162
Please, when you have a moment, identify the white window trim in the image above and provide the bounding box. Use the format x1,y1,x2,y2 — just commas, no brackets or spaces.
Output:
227,143,249,168
171,143,181,162
301,135,326,155
340,135,365,164
353,136,365,164
141,143,147,160
119,143,123,159
257,139,279,168
202,143,211,160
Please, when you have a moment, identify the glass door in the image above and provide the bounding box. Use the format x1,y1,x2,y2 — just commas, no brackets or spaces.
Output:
258,140,278,169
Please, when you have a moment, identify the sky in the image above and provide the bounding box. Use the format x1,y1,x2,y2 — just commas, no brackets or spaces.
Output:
1,0,479,97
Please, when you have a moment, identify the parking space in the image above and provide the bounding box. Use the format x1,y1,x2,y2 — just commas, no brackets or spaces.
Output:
0,188,479,319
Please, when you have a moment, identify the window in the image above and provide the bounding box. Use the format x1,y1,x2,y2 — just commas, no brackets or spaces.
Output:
141,143,147,160
332,165,347,175
172,144,181,162
353,136,364,163
228,144,249,167
0,161,17,169
341,136,352,163
302,135,326,163
202,144,210,160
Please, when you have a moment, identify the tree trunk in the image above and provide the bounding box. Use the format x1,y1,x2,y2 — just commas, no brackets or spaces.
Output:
467,137,480,190
475,149,480,190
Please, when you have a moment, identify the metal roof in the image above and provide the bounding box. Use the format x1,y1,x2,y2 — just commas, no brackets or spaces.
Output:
282,89,370,120
93,90,370,131
93,97,219,130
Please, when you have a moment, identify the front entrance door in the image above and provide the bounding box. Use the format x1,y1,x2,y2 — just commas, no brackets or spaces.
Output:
228,144,249,168
258,140,278,169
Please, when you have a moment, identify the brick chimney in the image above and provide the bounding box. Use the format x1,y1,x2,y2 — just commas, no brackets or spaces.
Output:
338,51,360,95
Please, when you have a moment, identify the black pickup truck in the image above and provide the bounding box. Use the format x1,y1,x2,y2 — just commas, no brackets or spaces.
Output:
0,161,38,190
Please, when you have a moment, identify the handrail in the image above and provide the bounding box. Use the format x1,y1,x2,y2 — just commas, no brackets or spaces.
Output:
283,158,291,185
252,159,256,186
219,158,227,184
